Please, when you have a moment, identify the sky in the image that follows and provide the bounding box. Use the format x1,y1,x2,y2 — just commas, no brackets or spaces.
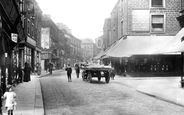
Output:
36,0,117,39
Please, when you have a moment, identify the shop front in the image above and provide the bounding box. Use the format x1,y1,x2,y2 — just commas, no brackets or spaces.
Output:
0,0,25,92
19,36,36,73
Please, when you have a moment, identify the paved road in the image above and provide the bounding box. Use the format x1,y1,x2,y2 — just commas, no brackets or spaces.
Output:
40,70,184,115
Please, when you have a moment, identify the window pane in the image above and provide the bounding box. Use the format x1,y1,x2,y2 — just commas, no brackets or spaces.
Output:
152,24,163,32
152,15,164,23
152,0,163,7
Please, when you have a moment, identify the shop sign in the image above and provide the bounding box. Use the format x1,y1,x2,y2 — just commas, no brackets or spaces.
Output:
41,28,50,49
41,53,50,59
11,33,18,43
27,36,36,47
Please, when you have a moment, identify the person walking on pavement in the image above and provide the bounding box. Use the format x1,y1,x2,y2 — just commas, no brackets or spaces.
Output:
3,85,16,115
17,63,23,83
65,64,72,82
23,62,32,82
74,63,80,78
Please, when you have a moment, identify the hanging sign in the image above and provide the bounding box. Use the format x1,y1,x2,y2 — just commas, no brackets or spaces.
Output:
11,33,18,43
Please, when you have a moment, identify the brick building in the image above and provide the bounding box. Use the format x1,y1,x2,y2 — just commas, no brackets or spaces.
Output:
102,0,182,76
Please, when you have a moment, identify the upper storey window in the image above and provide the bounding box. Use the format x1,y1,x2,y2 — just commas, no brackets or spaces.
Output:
151,0,165,8
151,14,165,33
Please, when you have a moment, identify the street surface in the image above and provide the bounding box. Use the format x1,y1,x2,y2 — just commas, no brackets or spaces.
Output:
40,70,184,115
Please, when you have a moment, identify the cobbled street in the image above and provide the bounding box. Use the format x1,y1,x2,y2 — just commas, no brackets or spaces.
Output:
40,70,184,115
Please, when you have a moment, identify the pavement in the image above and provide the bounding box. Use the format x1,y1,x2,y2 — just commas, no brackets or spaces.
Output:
1,69,62,115
115,75,184,107
3,70,184,115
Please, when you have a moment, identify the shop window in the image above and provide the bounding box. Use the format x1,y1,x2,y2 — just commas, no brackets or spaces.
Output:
151,14,165,33
151,0,165,8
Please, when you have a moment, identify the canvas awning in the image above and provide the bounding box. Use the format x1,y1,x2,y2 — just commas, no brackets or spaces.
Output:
107,36,174,58
93,50,105,60
156,28,184,53
102,38,122,58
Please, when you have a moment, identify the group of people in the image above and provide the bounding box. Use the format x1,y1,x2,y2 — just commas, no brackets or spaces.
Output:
16,62,32,83
0,62,32,115
65,63,80,82
64,62,116,82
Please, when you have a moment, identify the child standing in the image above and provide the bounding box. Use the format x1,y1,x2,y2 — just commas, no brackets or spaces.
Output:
3,85,16,115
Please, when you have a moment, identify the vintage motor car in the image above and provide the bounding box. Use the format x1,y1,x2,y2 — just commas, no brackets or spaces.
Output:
81,63,112,83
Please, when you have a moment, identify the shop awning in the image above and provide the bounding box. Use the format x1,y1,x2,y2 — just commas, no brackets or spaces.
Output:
107,36,174,58
102,38,122,58
155,28,184,53
93,40,119,60
93,50,105,60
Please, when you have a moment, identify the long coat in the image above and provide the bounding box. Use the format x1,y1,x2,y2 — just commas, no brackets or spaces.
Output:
23,63,31,82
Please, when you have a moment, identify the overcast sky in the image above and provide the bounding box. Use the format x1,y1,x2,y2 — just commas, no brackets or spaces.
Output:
36,0,117,39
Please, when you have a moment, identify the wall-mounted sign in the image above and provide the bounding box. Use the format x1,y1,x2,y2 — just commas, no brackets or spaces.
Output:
41,53,50,59
132,10,150,31
11,33,18,43
41,28,50,49
27,36,36,46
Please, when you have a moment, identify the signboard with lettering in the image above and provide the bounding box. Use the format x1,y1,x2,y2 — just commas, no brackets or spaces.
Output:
27,36,36,46
11,33,18,43
41,28,50,49
132,10,150,31
41,53,50,59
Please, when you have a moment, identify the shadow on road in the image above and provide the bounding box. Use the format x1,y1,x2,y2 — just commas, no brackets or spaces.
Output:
82,79,108,84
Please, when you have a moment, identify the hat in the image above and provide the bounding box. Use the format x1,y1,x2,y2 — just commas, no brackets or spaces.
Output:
7,85,12,89
6,85,13,91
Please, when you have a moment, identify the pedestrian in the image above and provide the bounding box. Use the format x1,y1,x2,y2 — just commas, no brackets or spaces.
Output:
23,62,32,82
37,63,41,75
110,67,116,80
74,63,80,78
0,87,3,115
65,64,72,82
49,63,53,74
17,64,23,83
3,85,17,115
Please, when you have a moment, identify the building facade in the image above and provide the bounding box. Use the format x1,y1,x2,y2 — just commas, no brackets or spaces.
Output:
0,0,25,92
41,14,60,70
81,39,96,62
19,0,42,73
103,0,182,76
95,35,103,56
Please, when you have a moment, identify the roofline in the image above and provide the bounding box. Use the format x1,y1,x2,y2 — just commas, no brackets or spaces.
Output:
110,0,120,15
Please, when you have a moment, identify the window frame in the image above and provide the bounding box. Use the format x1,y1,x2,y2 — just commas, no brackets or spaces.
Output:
150,13,165,33
150,0,165,8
